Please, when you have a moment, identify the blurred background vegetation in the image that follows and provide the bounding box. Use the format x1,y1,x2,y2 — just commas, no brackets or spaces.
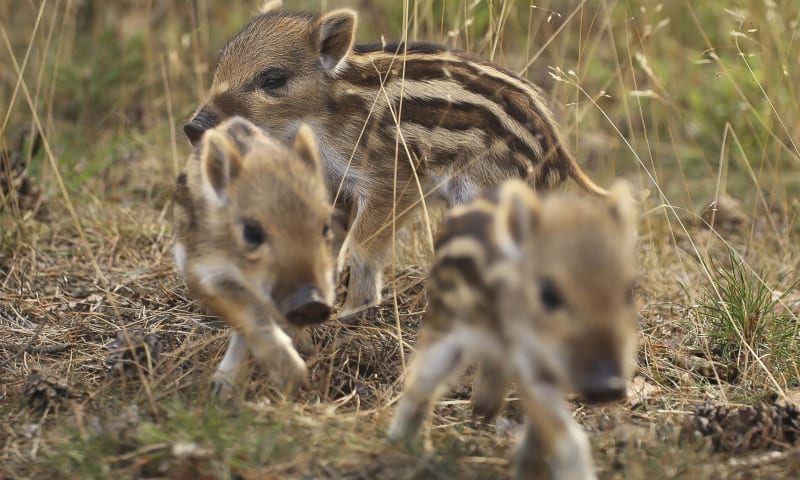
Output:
3,0,798,209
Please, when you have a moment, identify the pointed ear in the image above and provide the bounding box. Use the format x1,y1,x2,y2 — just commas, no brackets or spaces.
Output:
260,0,282,14
495,181,540,257
293,124,322,174
606,179,639,246
317,9,357,72
222,116,258,155
200,129,241,205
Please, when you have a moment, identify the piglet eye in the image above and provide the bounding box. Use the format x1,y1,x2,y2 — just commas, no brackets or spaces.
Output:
241,219,267,248
258,68,288,92
322,223,333,240
540,279,563,311
261,76,286,90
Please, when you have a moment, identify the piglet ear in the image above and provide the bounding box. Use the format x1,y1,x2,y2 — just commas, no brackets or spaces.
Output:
260,0,282,13
494,180,540,257
606,179,639,248
200,129,241,205
292,124,322,174
221,116,258,155
317,9,357,72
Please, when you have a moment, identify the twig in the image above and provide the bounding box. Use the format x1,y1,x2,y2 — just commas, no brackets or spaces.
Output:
0,343,71,354
727,449,796,469
0,321,45,369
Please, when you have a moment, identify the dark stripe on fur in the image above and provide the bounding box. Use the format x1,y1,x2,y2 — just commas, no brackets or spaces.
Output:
435,255,484,288
435,210,493,250
352,41,447,55
339,55,568,178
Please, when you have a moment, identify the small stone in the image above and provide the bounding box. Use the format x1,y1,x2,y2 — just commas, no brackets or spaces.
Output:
700,194,747,232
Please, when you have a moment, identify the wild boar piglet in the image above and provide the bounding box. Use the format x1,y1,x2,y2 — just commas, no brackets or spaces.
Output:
388,179,639,480
183,5,608,322
173,116,337,396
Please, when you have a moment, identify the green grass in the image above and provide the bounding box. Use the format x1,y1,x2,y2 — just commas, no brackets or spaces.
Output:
697,250,800,383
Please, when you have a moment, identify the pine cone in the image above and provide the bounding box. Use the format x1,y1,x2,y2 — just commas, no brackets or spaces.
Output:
105,329,161,376
690,399,800,453
23,369,74,410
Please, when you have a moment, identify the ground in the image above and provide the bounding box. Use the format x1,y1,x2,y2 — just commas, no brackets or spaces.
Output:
1,1,800,479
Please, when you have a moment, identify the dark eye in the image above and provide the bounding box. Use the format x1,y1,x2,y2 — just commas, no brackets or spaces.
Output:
322,223,333,240
540,279,563,311
260,74,287,91
241,219,267,248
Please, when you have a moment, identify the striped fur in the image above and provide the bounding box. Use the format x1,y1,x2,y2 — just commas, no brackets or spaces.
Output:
388,180,639,480
184,9,607,321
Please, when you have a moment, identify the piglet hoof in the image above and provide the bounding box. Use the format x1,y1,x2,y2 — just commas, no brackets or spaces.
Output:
338,275,382,325
386,403,426,447
514,428,596,480
513,447,550,480
337,306,380,325
386,421,415,448
471,393,504,423
210,372,238,403
273,356,309,395
338,295,382,325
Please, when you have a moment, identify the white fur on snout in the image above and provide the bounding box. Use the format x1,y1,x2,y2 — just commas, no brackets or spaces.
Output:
173,241,187,275
193,261,244,293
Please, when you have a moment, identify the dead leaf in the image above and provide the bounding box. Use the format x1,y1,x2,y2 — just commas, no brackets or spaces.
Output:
627,375,659,405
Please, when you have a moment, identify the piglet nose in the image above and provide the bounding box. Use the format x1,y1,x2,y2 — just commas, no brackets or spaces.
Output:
183,110,219,145
582,377,626,403
580,360,626,404
285,284,331,326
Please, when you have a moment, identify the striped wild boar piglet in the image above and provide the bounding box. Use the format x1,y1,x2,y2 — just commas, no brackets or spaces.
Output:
172,117,337,397
388,180,639,480
183,5,608,322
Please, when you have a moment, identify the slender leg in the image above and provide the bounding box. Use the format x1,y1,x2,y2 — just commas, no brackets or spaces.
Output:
387,330,469,442
202,294,307,394
247,322,308,393
339,193,416,322
471,357,511,421
190,267,309,395
331,196,356,279
513,371,596,480
211,332,249,399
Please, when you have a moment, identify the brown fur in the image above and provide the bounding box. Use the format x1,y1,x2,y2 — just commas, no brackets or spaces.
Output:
183,8,607,321
173,117,336,395
387,180,639,480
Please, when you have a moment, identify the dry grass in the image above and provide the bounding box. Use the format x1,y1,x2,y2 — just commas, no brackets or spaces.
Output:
2,0,800,478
